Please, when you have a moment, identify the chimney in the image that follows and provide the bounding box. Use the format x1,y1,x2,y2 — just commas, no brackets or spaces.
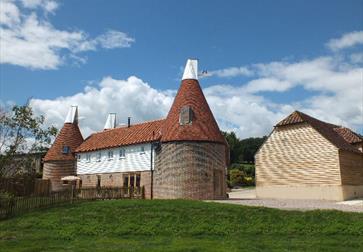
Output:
104,113,117,130
128,117,131,128
64,106,78,124
182,59,198,80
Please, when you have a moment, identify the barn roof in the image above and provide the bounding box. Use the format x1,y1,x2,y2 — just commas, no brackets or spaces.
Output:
276,111,362,153
75,119,164,153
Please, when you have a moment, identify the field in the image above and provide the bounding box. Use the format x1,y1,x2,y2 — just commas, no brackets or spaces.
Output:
1,200,363,251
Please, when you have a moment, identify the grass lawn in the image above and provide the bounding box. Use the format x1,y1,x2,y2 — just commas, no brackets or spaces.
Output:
1,200,363,251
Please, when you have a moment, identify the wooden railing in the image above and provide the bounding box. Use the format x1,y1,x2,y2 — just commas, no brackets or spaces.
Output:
0,186,144,220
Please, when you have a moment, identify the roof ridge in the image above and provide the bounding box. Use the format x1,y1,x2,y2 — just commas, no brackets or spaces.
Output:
91,118,165,136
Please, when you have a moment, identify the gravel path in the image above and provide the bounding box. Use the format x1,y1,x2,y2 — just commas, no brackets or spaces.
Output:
208,189,363,213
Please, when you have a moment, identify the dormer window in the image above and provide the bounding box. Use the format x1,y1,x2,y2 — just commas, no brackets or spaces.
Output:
62,146,70,154
179,106,193,125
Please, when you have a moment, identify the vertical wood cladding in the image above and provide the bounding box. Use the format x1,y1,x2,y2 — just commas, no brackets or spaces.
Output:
339,150,363,185
256,123,342,186
153,142,227,200
43,160,76,191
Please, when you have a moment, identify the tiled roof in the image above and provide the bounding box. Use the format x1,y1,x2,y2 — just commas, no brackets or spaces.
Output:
276,111,362,153
161,79,225,144
43,123,84,161
334,127,363,144
76,119,164,153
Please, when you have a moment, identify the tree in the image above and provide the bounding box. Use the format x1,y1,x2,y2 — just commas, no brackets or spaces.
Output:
222,131,267,164
0,104,57,177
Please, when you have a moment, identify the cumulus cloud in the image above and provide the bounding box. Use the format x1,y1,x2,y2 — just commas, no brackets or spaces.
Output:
327,31,363,51
201,66,253,78
29,32,363,139
0,0,135,69
30,76,173,137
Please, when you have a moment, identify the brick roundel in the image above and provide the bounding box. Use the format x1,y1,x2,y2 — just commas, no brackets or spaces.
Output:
161,79,225,144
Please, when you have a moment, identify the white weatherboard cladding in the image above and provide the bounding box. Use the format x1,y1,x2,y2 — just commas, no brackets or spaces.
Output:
77,143,153,175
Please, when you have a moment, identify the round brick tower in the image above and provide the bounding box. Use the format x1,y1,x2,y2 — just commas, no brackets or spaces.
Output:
153,59,228,200
43,106,84,191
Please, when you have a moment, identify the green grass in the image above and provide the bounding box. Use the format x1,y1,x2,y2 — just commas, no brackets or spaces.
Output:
1,200,363,251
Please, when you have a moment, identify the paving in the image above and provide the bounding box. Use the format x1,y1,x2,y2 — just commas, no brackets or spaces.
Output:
209,188,363,213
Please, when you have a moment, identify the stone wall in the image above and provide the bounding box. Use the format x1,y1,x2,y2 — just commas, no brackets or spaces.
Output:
43,160,76,191
153,141,227,200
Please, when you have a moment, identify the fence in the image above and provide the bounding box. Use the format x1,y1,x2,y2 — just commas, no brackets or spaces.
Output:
0,186,144,220
0,177,50,196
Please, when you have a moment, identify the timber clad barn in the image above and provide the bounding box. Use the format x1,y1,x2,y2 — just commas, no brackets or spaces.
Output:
43,59,228,200
256,111,363,201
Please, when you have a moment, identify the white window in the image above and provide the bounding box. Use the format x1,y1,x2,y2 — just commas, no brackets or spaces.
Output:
140,146,145,154
97,152,101,162
86,154,91,162
108,150,114,160
119,148,126,159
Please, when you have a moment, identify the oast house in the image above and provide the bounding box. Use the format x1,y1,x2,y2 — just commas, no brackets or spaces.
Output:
43,59,229,200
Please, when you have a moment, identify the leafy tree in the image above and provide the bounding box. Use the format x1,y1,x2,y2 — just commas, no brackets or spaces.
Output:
223,131,267,164
0,104,57,177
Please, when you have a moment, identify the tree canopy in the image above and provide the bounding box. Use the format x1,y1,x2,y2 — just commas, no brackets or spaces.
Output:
222,131,267,164
0,104,57,177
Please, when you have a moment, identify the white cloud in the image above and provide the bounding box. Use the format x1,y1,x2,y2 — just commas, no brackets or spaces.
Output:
350,53,363,63
21,0,58,13
30,76,173,137
202,66,253,78
28,32,363,139
95,30,135,49
327,31,363,51
0,0,135,69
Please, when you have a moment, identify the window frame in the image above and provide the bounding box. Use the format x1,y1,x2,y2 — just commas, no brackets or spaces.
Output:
119,148,126,159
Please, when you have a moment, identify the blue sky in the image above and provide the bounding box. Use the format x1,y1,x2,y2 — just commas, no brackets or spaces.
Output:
1,0,362,138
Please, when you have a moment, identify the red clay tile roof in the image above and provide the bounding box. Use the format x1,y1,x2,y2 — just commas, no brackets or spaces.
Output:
161,79,225,144
334,127,363,144
43,123,84,161
276,111,362,153
75,119,164,153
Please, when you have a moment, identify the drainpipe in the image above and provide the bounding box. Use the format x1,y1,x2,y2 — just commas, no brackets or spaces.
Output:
150,131,155,200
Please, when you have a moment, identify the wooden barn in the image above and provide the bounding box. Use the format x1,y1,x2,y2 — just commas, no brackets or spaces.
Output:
255,111,363,201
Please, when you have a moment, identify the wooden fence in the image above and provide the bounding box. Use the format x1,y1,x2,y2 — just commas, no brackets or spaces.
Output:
0,177,50,196
0,186,144,220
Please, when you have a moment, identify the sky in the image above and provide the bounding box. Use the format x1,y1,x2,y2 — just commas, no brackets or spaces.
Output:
0,0,362,139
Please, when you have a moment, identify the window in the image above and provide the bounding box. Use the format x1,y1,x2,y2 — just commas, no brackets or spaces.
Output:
86,154,91,162
108,150,114,160
179,106,193,125
97,152,101,162
140,146,145,154
97,175,101,188
119,148,126,159
77,154,81,160
62,146,70,154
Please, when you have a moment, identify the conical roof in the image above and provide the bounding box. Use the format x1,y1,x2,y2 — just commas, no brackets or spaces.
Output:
161,59,225,143
43,106,84,161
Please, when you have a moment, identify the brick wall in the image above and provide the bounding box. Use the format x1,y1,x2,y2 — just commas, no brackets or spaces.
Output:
43,160,76,191
153,141,227,200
